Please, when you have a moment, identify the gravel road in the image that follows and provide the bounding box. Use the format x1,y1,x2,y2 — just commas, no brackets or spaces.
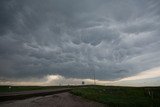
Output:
0,92,105,107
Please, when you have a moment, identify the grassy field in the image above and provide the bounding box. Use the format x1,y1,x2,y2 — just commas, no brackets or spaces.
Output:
71,85,160,107
0,86,72,93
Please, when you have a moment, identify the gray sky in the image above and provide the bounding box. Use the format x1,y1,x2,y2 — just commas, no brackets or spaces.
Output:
0,0,160,86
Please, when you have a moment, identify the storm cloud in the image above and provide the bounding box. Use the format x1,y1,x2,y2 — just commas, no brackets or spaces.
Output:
0,0,160,84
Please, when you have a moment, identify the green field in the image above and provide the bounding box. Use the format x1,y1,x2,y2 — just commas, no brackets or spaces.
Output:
0,86,71,93
71,85,160,107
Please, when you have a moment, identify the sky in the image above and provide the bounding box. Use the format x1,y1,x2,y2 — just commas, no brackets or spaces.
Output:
0,0,160,86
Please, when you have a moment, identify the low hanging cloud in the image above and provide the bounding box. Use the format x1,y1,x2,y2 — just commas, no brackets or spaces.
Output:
0,0,160,85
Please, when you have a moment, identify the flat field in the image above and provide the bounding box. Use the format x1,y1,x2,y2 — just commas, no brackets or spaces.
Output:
0,86,71,93
71,85,160,107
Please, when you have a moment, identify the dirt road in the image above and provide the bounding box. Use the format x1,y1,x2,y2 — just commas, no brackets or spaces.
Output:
0,88,71,102
0,92,105,107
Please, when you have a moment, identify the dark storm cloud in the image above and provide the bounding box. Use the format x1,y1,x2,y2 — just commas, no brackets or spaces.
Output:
0,0,160,81
0,0,17,35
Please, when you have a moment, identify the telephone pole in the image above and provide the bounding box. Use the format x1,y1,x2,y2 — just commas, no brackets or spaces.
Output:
93,69,96,85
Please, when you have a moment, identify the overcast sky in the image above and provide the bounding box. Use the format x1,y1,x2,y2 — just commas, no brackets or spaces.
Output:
0,0,160,86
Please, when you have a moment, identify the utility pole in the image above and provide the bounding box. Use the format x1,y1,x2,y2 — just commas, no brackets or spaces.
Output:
93,69,96,85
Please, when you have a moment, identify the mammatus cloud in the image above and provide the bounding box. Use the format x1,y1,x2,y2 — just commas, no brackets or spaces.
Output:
0,0,160,86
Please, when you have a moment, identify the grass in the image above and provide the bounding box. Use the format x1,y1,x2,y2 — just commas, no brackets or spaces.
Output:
0,86,71,93
71,85,160,107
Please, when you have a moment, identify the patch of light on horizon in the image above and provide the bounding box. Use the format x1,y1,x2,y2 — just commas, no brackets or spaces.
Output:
119,67,160,81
